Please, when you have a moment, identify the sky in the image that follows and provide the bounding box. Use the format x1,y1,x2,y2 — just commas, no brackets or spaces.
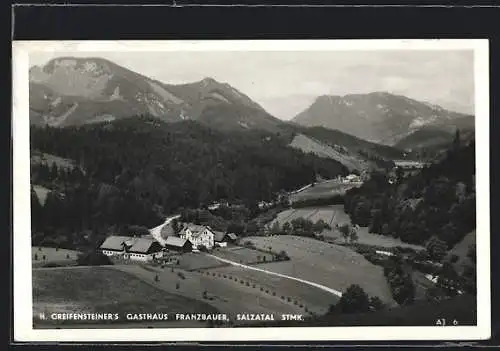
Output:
29,50,474,120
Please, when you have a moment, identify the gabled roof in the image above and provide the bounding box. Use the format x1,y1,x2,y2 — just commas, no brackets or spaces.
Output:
99,236,135,251
226,233,238,240
181,224,213,238
213,231,226,242
165,236,189,248
128,238,160,254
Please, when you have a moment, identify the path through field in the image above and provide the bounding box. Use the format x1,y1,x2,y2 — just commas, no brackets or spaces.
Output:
206,254,343,297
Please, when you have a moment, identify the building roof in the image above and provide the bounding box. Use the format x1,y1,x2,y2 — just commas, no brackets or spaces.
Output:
128,238,160,254
226,233,238,240
181,224,213,238
165,236,189,247
213,231,226,242
99,236,135,251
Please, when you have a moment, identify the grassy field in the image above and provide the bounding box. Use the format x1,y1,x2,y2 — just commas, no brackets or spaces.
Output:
33,266,217,327
447,231,476,274
112,264,304,324
174,252,227,271
271,205,424,250
207,265,336,315
291,181,361,202
244,235,396,306
32,247,80,268
31,151,78,170
211,246,275,265
32,185,51,206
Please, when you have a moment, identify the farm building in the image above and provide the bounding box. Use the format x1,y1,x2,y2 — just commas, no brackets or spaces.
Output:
223,233,239,243
164,236,193,252
213,231,227,247
179,224,215,250
99,236,163,262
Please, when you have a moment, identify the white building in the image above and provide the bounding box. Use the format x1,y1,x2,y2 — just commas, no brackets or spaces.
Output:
179,224,215,250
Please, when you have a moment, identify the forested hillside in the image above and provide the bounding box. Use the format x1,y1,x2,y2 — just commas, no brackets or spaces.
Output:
343,133,475,250
30,116,348,249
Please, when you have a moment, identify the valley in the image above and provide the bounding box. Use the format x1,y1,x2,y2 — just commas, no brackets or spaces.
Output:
27,55,477,329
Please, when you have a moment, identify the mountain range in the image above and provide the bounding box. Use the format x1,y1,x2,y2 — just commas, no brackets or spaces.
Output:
29,57,282,132
29,56,474,158
292,93,474,146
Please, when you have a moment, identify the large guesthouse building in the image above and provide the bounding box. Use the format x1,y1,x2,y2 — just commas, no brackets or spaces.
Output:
179,224,215,250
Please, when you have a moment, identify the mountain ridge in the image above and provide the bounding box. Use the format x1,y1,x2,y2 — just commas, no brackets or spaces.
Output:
292,91,474,146
29,56,279,130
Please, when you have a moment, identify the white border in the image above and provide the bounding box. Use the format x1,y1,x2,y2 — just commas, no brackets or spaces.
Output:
12,39,491,342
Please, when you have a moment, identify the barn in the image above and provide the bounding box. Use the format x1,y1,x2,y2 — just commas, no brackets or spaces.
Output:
164,236,193,252
99,236,163,262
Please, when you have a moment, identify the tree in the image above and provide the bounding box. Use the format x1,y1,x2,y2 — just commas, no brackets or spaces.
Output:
76,251,113,266
337,284,371,314
339,224,351,243
426,236,448,261
369,296,384,311
282,222,292,235
171,218,180,235
270,221,281,236
349,227,359,244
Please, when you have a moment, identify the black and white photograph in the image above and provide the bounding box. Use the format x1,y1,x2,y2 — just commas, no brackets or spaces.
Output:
12,40,490,342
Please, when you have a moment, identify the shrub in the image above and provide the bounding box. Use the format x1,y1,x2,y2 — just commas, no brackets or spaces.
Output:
223,274,227,278
177,272,186,280
252,284,256,288
336,284,370,314
260,287,264,291
240,280,244,284
76,251,112,266
245,281,250,286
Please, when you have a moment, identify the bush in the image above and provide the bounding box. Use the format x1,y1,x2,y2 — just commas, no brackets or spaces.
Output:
245,281,250,286
76,251,113,266
177,272,186,280
336,284,370,314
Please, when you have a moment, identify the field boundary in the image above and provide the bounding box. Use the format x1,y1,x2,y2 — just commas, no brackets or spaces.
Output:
206,254,343,297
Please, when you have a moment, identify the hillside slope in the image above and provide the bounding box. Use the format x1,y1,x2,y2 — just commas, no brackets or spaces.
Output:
292,92,474,145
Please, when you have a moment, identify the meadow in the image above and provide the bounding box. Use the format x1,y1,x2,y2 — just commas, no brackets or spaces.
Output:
32,246,80,268
290,181,360,202
271,205,424,250
32,266,216,327
244,235,396,306
111,264,304,323
207,265,337,315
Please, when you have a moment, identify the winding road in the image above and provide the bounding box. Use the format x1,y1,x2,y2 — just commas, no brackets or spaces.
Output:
206,254,343,298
